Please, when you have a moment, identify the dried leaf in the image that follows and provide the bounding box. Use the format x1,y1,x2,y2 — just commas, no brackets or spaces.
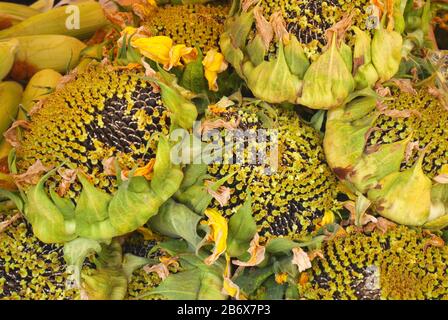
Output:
12,160,52,188
291,247,311,273
232,233,266,267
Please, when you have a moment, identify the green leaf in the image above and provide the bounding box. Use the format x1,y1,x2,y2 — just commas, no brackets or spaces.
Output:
157,239,190,256
108,178,161,236
122,253,152,280
81,240,128,300
265,236,326,255
227,194,256,257
49,188,75,220
75,174,114,239
26,169,75,243
255,276,286,300
142,252,226,300
63,237,103,287
0,189,24,212
180,49,207,94
144,269,226,300
149,199,202,249
234,265,274,295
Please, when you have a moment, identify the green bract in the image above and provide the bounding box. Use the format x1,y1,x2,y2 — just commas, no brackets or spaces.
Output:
324,85,448,229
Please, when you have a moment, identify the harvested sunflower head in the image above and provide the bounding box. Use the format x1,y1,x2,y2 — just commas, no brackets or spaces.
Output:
220,0,430,108
143,2,230,53
176,100,348,242
2,64,197,243
324,84,448,229
300,225,448,300
0,212,78,300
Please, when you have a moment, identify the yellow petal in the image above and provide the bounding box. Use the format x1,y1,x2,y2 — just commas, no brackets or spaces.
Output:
202,49,228,92
222,254,242,299
318,210,335,227
132,36,173,66
167,45,197,70
275,273,288,284
203,208,228,265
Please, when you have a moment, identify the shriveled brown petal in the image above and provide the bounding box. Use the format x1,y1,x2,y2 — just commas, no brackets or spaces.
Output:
253,6,273,50
365,144,380,155
434,174,448,184
3,120,31,148
141,58,156,78
205,180,231,207
292,247,312,273
144,263,170,280
0,213,21,234
102,5,134,28
428,86,448,111
12,160,52,188
270,11,289,45
308,250,325,262
364,127,382,142
325,12,354,47
242,0,259,12
102,157,116,176
56,69,78,92
391,79,417,94
200,118,240,135
57,168,77,197
232,233,266,267
405,140,421,163
375,84,391,97
379,108,422,118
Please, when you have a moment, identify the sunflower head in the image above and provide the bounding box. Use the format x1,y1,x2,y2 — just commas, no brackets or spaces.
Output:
201,100,347,241
300,225,448,300
5,64,196,243
143,2,230,53
324,85,448,228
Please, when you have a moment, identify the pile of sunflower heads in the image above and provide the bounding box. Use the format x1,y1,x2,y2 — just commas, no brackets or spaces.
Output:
0,0,447,300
